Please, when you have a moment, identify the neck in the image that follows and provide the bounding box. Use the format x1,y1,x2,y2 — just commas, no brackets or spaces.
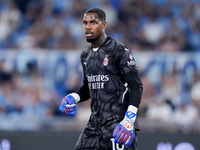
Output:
91,33,107,48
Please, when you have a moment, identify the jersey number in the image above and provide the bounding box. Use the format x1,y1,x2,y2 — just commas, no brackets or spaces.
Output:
110,138,124,150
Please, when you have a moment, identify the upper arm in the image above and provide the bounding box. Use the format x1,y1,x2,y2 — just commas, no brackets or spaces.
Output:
116,46,138,76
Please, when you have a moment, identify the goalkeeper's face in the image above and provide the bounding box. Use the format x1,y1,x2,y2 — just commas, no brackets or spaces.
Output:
83,13,106,43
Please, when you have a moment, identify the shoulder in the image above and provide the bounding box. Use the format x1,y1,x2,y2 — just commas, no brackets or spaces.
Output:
80,46,91,59
102,36,127,53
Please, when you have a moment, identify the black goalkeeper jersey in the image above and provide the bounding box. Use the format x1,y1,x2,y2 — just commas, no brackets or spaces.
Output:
77,36,143,130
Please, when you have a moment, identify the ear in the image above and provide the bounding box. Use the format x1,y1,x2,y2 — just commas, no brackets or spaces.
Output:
102,21,106,29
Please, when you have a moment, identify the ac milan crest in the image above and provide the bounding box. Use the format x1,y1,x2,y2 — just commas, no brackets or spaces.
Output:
103,55,109,66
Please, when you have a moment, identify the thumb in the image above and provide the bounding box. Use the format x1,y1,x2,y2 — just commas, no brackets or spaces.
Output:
113,124,121,137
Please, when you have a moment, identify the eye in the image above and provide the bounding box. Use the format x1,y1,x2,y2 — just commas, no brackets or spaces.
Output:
83,21,87,25
91,21,97,24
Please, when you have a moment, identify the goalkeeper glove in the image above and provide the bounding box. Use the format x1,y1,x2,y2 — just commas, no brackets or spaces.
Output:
59,93,80,115
113,105,137,146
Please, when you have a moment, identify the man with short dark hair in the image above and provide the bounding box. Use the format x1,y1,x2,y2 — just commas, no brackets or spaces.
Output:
59,8,143,150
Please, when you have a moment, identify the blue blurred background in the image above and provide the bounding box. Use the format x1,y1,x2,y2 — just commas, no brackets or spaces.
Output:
0,0,200,149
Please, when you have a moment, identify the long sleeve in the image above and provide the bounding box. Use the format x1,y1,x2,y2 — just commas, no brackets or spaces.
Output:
116,45,143,108
77,73,90,102
76,50,91,102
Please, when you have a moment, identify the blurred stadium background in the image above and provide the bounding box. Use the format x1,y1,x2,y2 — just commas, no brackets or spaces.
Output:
0,0,200,149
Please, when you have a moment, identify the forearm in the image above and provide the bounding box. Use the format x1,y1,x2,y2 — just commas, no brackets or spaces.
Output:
76,83,90,103
128,84,143,108
124,72,143,108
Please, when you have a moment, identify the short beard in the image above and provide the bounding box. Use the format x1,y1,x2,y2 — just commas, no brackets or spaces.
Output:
86,37,97,43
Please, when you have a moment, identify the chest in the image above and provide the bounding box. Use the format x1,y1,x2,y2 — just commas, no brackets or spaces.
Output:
84,50,118,75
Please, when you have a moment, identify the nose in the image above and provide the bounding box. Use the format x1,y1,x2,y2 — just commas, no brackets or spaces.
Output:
85,23,91,29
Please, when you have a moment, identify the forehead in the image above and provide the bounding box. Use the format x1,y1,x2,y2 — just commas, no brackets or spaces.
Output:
83,13,100,21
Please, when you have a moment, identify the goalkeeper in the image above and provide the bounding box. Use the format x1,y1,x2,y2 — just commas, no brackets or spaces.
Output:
59,8,143,150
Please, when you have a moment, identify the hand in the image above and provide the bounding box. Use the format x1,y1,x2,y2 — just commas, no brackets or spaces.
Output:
113,111,136,146
59,95,76,115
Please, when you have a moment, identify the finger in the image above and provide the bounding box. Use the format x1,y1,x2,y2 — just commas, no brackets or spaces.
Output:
118,133,125,144
66,95,75,104
69,111,75,115
114,132,122,143
125,136,133,146
61,96,72,105
66,104,76,109
64,104,76,112
64,108,76,113
65,96,72,104
113,124,121,137
61,97,67,104
60,97,68,112
65,111,75,116
120,134,127,145
59,103,66,112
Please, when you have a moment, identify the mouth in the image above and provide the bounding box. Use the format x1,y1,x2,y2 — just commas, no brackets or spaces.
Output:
85,31,94,37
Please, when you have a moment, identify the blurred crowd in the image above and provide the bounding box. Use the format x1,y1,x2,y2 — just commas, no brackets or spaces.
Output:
0,0,200,51
0,0,200,132
140,67,200,133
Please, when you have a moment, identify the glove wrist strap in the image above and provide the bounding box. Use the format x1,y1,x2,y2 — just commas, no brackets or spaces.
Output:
68,93,80,103
127,105,138,114
126,105,138,122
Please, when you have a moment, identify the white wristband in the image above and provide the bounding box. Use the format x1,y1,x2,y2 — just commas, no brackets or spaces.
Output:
127,105,138,122
127,105,138,114
68,93,80,103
